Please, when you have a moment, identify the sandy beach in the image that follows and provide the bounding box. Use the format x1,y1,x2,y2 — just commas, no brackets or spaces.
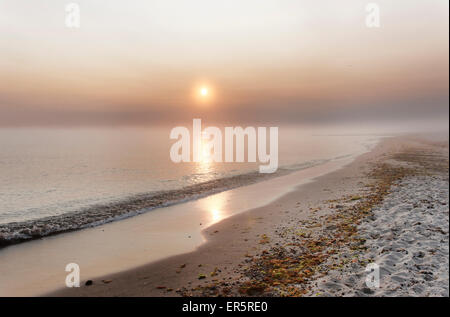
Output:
1,0,448,304
50,134,448,297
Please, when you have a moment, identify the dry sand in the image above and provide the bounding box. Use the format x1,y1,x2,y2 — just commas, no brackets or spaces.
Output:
53,134,449,297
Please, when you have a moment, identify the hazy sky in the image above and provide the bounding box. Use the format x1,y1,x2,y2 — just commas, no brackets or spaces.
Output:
0,0,448,126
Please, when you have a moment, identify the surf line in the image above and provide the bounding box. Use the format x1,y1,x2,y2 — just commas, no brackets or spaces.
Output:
169,119,278,173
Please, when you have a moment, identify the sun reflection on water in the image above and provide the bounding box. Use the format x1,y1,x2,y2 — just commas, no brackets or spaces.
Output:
211,209,222,222
193,134,215,177
200,191,229,225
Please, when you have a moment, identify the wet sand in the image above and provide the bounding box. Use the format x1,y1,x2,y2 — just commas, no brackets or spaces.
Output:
52,134,448,297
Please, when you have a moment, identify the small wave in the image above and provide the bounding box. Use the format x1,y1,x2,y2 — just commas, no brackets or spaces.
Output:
0,159,331,247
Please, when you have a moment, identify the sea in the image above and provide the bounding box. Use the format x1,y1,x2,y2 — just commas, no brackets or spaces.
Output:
0,125,381,245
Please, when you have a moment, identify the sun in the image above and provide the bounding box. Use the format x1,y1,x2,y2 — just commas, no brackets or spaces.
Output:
193,83,214,105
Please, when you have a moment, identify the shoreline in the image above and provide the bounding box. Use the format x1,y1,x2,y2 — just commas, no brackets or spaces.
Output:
0,160,316,247
52,134,449,297
0,143,375,248
0,138,374,296
0,133,446,297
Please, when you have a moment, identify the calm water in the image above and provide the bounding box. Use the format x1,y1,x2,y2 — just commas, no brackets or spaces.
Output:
0,125,379,243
